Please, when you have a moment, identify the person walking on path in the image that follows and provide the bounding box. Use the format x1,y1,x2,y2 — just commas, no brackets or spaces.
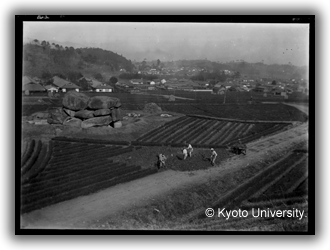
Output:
210,148,218,166
187,144,193,158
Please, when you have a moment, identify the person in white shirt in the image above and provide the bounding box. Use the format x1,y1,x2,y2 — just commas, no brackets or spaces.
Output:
210,148,218,166
157,154,167,169
187,144,193,157
182,148,188,160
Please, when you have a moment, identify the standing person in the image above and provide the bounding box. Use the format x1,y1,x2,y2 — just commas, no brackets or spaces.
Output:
182,148,188,160
187,143,193,157
157,153,167,169
210,148,218,166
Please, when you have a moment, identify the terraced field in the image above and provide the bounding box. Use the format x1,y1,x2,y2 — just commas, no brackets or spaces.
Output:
21,138,157,214
180,148,308,230
133,116,290,148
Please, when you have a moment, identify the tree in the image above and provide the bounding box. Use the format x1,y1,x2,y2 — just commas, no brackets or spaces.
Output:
109,76,118,84
272,80,277,85
93,73,104,82
41,71,52,80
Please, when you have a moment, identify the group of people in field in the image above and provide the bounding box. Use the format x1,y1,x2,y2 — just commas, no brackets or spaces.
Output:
157,139,247,170
157,143,220,169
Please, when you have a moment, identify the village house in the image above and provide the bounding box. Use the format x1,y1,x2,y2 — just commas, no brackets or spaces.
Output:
93,84,113,92
22,76,46,94
52,76,80,92
44,84,59,93
130,79,144,85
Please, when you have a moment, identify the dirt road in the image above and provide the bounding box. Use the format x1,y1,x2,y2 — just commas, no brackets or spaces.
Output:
21,105,309,229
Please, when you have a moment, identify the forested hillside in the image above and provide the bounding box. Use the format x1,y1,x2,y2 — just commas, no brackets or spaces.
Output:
23,41,135,80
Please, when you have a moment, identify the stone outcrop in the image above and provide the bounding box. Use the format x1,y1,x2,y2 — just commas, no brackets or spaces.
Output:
87,96,121,110
47,107,68,124
93,108,111,117
62,91,89,111
48,91,123,128
74,110,95,119
81,116,112,129
63,117,82,128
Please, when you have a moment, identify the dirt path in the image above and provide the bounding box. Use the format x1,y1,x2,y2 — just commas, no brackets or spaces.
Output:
21,105,309,229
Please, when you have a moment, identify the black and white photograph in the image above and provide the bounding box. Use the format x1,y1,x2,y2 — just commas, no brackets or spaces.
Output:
18,17,312,233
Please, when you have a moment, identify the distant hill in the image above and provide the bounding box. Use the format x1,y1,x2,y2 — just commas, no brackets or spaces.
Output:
22,40,135,81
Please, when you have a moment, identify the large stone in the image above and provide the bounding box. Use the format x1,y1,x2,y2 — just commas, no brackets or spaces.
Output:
63,108,75,117
87,96,121,110
81,115,112,129
93,108,111,117
62,91,90,111
47,107,68,124
74,110,95,119
63,117,82,128
111,108,122,121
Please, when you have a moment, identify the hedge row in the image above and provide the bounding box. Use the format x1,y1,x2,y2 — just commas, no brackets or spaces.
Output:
21,140,42,176
22,168,158,214
21,139,35,167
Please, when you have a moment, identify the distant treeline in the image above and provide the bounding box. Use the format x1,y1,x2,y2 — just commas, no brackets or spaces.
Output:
23,42,135,80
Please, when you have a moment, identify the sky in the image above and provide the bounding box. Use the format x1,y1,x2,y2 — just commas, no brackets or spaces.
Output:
23,22,310,66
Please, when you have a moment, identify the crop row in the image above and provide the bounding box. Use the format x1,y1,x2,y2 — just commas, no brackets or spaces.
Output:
187,151,307,221
147,117,200,143
50,146,134,166
21,140,35,167
23,164,141,203
21,140,42,176
51,136,130,146
51,144,122,160
21,168,158,214
136,116,190,142
22,162,125,193
135,117,287,148
262,160,307,197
